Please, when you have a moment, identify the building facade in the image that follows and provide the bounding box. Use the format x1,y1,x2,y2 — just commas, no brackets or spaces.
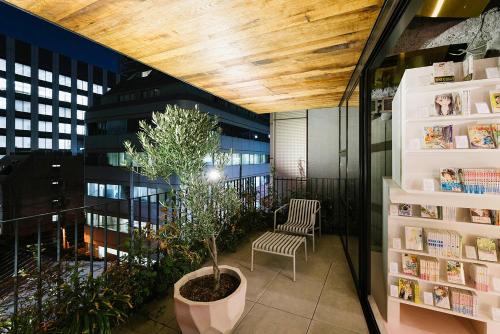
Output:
0,34,117,158
83,67,270,256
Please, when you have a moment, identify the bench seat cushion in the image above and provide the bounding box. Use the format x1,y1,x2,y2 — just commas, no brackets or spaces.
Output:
253,232,304,256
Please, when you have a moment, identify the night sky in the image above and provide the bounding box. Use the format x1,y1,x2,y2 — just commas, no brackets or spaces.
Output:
0,2,122,72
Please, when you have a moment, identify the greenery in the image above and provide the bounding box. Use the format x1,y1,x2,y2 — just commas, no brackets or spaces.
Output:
125,104,241,290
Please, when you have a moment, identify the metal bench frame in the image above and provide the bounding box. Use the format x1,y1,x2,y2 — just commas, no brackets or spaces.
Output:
251,231,307,282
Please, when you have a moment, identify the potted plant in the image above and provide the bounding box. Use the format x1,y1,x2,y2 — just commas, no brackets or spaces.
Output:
125,105,245,333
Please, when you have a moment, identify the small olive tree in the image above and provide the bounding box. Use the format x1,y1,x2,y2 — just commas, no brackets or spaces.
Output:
124,105,241,290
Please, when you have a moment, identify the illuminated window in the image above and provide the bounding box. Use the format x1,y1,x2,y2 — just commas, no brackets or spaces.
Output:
39,103,52,116
38,121,52,132
59,75,71,87
77,79,88,91
38,86,52,99
15,118,31,131
0,97,5,109
0,78,5,91
38,69,53,82
76,124,85,135
58,91,71,103
77,110,85,120
15,63,31,77
15,81,31,94
59,107,71,118
58,123,71,134
38,138,52,149
58,139,71,150
15,100,31,113
15,136,30,148
77,94,88,106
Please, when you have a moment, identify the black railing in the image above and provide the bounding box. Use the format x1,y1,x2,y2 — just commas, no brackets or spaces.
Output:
0,175,343,327
0,175,270,320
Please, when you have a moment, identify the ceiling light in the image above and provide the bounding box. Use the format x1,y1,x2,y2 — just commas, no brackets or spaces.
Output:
431,0,445,17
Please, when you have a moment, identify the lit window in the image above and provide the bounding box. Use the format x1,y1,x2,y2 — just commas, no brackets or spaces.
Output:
39,103,52,116
0,136,5,147
232,153,241,165
0,78,5,91
92,84,103,95
0,97,5,109
242,154,250,165
59,107,71,118
0,116,5,128
58,91,71,103
15,81,31,94
58,123,71,134
15,118,31,131
77,94,88,106
77,79,88,91
59,75,71,87
106,184,123,199
38,138,52,149
15,136,30,148
77,110,85,120
76,124,85,135
15,63,31,77
58,139,71,150
38,121,52,132
0,59,5,72
38,87,52,99
15,100,31,113
38,69,53,82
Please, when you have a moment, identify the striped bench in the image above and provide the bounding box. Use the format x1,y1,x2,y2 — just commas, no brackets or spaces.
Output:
251,231,307,281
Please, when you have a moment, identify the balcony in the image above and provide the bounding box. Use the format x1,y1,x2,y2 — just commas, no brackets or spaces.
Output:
0,176,355,334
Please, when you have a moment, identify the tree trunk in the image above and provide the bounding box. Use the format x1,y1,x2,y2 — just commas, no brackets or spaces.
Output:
210,235,220,291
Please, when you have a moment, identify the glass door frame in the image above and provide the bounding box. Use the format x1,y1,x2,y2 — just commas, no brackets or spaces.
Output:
338,0,423,332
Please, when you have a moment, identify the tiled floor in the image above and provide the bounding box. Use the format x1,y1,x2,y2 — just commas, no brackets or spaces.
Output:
114,234,368,334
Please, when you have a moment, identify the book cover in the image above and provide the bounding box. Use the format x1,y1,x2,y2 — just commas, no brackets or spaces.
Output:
440,168,463,192
421,205,441,219
424,125,453,149
405,226,423,251
470,208,492,224
468,125,495,149
433,93,461,116
398,278,417,302
402,254,419,276
433,62,455,83
433,285,451,309
477,237,497,262
490,90,500,113
492,124,500,148
398,203,416,217
446,261,465,284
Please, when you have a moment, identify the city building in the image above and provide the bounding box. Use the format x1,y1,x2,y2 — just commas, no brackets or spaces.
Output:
83,64,270,255
0,34,117,158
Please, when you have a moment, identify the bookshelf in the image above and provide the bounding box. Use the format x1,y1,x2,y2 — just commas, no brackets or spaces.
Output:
386,57,500,334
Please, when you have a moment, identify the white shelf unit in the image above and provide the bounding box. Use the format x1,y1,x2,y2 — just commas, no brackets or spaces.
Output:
392,58,500,191
387,57,500,334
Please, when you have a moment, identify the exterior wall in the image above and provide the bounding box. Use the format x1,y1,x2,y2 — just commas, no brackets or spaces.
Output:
270,108,339,179
0,34,115,158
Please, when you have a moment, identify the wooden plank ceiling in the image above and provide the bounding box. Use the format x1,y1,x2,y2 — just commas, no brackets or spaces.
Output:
7,0,382,113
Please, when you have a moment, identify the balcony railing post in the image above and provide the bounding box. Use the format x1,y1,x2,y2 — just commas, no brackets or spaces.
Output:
104,203,108,272
74,215,78,263
13,220,18,331
147,194,151,267
90,210,94,278
117,201,121,264
156,193,160,264
37,219,42,323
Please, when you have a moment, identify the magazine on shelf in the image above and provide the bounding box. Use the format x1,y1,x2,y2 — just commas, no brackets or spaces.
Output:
440,168,463,192
477,237,498,262
433,93,461,116
433,285,451,309
492,124,500,148
421,205,441,219
450,289,478,316
446,261,465,285
469,264,488,292
420,258,440,281
424,125,453,149
405,226,423,251
402,254,419,276
433,61,455,83
490,90,500,113
399,278,420,303
467,125,496,149
470,208,492,224
398,203,418,217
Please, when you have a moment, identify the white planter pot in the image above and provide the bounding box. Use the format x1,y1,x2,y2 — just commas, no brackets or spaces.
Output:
174,265,247,334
